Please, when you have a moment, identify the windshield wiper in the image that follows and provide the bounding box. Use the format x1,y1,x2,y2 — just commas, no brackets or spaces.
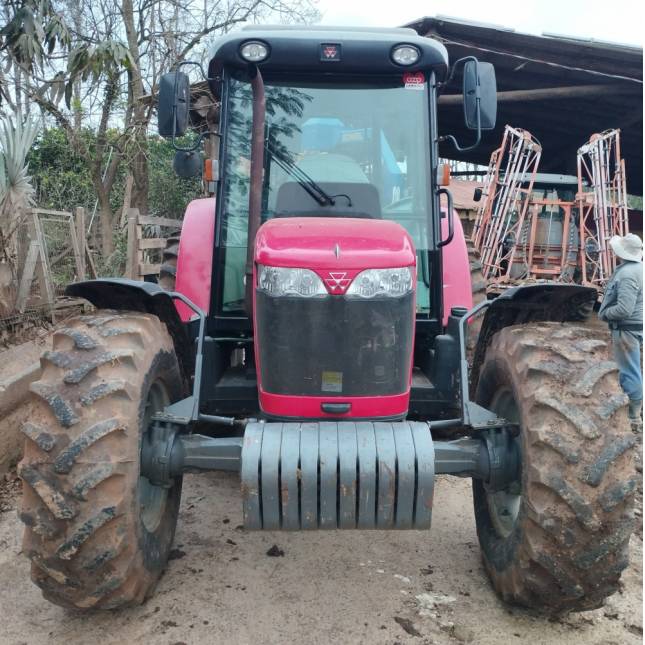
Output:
265,142,336,207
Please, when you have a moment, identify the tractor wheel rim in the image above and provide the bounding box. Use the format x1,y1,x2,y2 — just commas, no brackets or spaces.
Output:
139,380,170,533
486,387,522,539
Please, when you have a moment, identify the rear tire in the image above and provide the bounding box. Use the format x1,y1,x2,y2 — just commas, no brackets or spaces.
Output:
473,322,636,614
18,310,185,609
158,233,180,291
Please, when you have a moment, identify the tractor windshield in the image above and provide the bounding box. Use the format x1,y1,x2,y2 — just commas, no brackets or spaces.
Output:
219,75,433,314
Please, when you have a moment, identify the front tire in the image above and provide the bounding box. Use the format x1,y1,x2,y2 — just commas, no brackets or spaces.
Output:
473,322,636,614
18,310,185,609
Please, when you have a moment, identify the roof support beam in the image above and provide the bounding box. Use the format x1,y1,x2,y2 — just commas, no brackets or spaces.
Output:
439,84,640,105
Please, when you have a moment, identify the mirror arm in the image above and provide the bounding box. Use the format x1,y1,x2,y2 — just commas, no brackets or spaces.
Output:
442,55,478,88
439,96,482,152
439,56,483,153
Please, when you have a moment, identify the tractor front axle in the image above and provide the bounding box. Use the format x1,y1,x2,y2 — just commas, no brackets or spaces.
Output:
141,420,520,530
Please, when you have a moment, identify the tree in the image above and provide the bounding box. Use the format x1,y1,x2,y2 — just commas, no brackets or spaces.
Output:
27,126,200,221
1,0,319,258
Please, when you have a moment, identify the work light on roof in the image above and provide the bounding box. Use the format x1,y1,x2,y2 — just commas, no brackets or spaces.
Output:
392,44,420,66
240,41,269,63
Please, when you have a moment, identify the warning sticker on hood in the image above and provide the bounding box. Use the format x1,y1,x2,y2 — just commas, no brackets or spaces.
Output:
403,71,425,90
322,371,343,393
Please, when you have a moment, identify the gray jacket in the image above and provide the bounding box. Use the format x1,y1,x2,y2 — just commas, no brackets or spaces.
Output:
598,260,643,328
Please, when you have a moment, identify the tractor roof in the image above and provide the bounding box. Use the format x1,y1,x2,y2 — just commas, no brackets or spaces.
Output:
207,25,449,83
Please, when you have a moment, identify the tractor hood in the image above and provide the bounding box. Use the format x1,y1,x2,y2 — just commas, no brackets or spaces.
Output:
254,217,416,271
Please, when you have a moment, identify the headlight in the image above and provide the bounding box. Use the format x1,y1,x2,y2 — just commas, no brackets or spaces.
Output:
257,265,327,297
391,44,420,66
346,267,413,298
240,41,269,63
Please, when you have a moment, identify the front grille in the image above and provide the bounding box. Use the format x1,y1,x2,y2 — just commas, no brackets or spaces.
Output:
256,291,414,396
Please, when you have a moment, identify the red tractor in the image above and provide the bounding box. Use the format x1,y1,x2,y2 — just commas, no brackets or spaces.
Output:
19,26,636,613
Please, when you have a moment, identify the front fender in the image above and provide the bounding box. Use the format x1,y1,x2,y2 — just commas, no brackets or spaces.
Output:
66,278,193,380
471,283,598,390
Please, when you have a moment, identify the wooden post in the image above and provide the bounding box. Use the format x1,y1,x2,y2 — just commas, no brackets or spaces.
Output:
125,208,140,279
85,243,98,279
74,207,86,280
15,241,39,313
16,211,56,320
119,175,134,228
31,211,55,309
69,212,84,282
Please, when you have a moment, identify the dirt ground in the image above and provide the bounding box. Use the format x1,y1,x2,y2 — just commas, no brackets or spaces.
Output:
0,469,642,645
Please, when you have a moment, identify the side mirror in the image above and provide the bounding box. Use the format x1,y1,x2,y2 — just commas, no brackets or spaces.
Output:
473,187,483,202
463,61,497,131
173,150,202,178
158,72,191,137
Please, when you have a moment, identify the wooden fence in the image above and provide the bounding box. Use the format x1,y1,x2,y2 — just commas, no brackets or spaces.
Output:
15,207,96,313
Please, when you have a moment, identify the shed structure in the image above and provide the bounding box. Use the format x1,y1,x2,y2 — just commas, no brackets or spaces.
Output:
406,16,643,195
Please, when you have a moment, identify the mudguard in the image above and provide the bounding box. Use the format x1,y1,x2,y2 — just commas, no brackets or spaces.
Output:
65,278,193,380
470,283,598,390
174,197,216,322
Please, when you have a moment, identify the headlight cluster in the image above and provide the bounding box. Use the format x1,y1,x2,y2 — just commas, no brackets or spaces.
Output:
257,265,413,298
257,265,327,297
346,267,413,298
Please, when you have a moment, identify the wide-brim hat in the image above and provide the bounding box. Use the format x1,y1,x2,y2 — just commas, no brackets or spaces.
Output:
610,233,643,262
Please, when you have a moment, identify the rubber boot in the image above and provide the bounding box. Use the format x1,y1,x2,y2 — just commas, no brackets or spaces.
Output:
628,399,643,433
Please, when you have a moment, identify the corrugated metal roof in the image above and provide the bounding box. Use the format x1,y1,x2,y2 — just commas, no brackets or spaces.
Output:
405,16,643,194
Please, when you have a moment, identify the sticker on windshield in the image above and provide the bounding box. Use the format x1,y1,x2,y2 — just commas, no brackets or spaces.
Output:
403,71,425,90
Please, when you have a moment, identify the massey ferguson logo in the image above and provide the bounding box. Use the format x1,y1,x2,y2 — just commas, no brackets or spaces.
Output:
325,271,351,293
320,43,341,61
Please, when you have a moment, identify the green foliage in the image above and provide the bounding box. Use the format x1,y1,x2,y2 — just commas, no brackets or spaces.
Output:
65,41,133,108
0,114,40,270
0,115,40,209
27,127,98,212
1,1,132,109
28,127,201,220
0,0,70,74
147,136,201,219
96,227,128,277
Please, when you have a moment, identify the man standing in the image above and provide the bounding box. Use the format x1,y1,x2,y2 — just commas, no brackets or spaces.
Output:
599,233,643,430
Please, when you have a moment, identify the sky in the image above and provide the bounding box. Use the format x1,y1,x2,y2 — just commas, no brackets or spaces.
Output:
314,0,644,47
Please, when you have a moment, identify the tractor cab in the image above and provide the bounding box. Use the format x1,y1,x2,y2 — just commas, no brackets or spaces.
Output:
158,26,496,421
212,29,444,323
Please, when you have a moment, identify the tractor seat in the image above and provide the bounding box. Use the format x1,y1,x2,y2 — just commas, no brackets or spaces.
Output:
274,181,382,219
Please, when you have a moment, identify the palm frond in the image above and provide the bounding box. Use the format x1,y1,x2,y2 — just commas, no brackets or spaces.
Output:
0,115,40,210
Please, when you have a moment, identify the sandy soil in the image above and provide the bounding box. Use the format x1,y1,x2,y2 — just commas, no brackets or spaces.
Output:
0,471,642,645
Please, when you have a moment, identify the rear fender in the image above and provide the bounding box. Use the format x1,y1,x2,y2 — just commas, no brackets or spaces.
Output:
65,279,193,381
174,197,216,321
470,283,597,392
